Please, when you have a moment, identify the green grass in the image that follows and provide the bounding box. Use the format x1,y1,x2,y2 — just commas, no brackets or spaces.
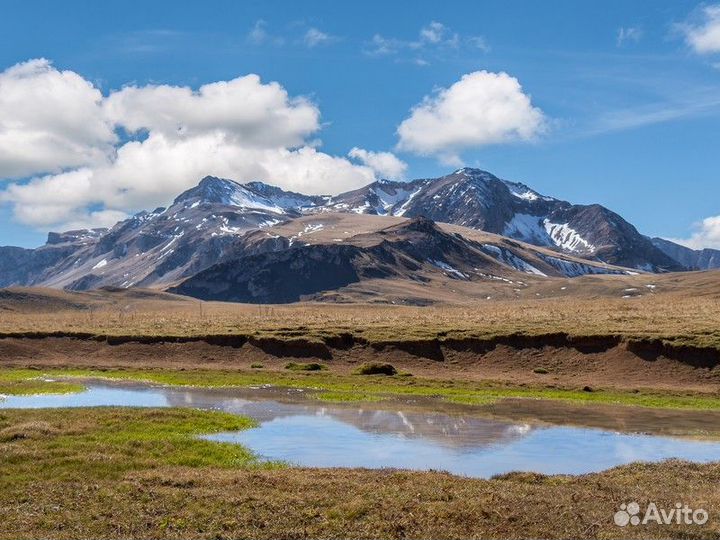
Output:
2,367,719,411
440,387,720,409
0,407,277,485
315,391,387,403
353,362,398,376
0,368,85,396
284,362,327,371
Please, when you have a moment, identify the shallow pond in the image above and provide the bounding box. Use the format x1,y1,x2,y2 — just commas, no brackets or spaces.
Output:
3,381,720,478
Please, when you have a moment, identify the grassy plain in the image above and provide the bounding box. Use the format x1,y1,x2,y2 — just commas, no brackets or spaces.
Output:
0,407,719,539
2,283,720,538
1,285,720,349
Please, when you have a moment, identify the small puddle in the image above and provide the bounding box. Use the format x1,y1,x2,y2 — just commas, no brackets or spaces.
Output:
3,381,720,478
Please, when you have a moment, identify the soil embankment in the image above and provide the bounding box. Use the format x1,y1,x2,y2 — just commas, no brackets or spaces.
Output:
2,332,719,393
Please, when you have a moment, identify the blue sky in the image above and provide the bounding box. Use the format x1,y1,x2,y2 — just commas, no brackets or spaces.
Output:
0,0,719,248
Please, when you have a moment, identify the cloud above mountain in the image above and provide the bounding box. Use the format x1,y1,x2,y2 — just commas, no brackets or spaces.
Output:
103,75,320,147
0,59,115,178
347,147,407,179
671,215,720,250
679,4,720,54
0,59,392,229
396,71,545,165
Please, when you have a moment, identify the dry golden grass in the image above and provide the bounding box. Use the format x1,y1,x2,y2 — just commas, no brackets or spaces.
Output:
1,294,720,348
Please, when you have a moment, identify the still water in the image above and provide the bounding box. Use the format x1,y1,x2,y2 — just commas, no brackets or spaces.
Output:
3,381,720,478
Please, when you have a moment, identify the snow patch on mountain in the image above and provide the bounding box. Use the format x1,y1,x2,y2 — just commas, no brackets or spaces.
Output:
503,214,553,246
350,202,371,214
217,186,285,214
503,182,537,201
429,259,468,279
288,223,325,245
481,244,547,276
372,185,420,215
543,221,595,252
503,214,595,254
537,254,626,277
502,180,555,202
243,181,323,210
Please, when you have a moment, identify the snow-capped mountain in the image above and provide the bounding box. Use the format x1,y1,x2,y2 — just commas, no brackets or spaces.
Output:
320,168,681,271
0,168,696,294
176,176,326,213
0,177,303,289
323,169,553,230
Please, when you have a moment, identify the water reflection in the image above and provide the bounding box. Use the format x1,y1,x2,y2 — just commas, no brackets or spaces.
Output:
3,382,720,477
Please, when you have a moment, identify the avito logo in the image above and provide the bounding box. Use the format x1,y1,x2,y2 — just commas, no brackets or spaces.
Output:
614,502,708,527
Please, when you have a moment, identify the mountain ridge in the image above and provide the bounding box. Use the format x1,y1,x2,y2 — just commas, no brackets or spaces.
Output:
651,237,720,271
0,168,706,298
319,168,681,271
169,215,630,303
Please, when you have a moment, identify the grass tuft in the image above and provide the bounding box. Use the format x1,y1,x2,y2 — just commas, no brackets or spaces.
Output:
354,363,398,376
284,362,327,371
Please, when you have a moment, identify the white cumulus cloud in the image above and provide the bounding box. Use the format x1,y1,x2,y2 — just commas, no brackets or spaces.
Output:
103,75,319,147
348,147,407,179
396,71,545,165
670,215,720,250
680,4,720,54
0,58,116,178
0,59,384,231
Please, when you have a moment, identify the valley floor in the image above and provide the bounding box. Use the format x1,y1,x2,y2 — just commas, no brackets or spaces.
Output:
1,407,719,539
2,286,720,538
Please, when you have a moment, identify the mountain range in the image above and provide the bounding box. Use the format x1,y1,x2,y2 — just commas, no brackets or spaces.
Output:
0,167,716,303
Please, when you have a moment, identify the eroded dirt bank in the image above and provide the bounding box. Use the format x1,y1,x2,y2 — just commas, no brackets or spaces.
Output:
1,333,719,393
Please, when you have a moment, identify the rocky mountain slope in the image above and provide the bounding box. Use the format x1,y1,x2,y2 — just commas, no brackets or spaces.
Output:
170,215,629,303
0,177,300,290
651,237,720,271
0,169,704,298
321,168,682,271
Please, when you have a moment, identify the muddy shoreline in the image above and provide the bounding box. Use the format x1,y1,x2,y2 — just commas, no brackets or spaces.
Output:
2,333,719,394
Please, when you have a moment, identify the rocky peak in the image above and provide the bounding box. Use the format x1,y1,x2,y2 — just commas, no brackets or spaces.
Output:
173,176,324,213
242,181,327,209
173,176,248,206
451,167,496,179
46,229,107,246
